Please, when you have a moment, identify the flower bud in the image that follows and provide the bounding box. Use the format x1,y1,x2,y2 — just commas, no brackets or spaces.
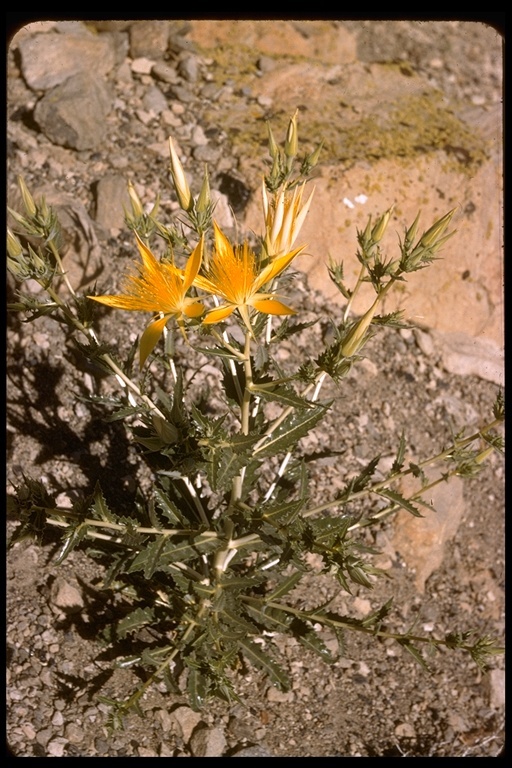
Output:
284,109,298,158
404,211,421,249
196,165,211,213
306,141,323,169
371,205,394,243
152,415,179,444
341,296,380,357
7,228,23,259
419,208,456,248
127,180,145,218
168,137,192,212
266,122,279,161
475,445,494,465
17,176,37,218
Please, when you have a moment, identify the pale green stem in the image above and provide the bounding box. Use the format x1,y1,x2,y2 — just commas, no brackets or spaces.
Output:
226,417,502,552
48,240,76,297
301,417,503,520
214,331,253,574
241,596,504,655
252,372,324,456
343,263,366,322
262,371,327,503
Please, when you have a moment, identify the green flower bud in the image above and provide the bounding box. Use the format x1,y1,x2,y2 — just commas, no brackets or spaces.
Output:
404,211,421,249
371,206,394,243
266,122,279,161
18,176,37,218
284,109,298,159
168,137,193,212
196,166,211,213
419,208,456,248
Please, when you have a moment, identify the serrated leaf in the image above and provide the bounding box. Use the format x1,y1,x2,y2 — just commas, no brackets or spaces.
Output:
103,406,142,422
194,346,242,360
53,523,89,565
252,384,314,410
377,488,423,517
261,499,305,527
397,639,431,671
238,638,290,691
208,447,247,492
117,606,155,639
102,551,132,589
187,666,209,711
228,433,262,449
91,482,115,522
142,535,169,578
307,515,352,543
162,664,181,694
153,487,186,525
295,625,336,663
267,571,303,601
344,454,381,494
218,573,266,592
390,431,406,474
221,608,260,637
127,534,220,574
255,403,329,458
272,317,318,341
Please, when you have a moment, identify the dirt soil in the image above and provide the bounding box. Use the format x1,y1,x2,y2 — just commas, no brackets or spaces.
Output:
6,19,504,757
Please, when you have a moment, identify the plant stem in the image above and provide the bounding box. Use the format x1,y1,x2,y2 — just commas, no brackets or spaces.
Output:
215,331,253,574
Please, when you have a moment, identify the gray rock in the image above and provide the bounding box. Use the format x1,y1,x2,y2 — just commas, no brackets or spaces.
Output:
189,725,227,757
49,577,84,614
231,744,275,757
34,72,112,150
151,61,179,84
142,85,168,115
129,20,170,59
18,31,116,91
93,174,131,233
434,330,504,386
170,706,203,743
178,54,200,82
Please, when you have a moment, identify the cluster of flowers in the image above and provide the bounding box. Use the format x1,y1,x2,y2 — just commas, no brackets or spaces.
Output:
89,128,314,369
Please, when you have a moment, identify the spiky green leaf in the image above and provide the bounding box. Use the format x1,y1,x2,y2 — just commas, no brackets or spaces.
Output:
127,534,220,574
90,482,115,522
377,488,423,517
53,523,89,565
251,384,314,410
267,571,303,601
255,403,329,458
238,638,290,690
117,606,155,639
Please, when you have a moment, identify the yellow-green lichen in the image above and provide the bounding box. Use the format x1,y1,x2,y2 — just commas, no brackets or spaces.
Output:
199,46,490,177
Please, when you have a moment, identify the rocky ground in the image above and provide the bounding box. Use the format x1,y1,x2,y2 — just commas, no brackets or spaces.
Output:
7,20,504,757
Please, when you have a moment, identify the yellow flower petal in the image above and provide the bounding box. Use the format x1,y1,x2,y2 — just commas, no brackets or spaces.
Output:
254,245,305,291
202,304,236,325
88,293,144,311
139,315,169,369
183,235,204,291
251,298,296,316
184,301,205,318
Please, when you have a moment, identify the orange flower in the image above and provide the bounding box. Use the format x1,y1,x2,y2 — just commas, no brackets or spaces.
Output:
193,221,305,334
88,233,204,368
